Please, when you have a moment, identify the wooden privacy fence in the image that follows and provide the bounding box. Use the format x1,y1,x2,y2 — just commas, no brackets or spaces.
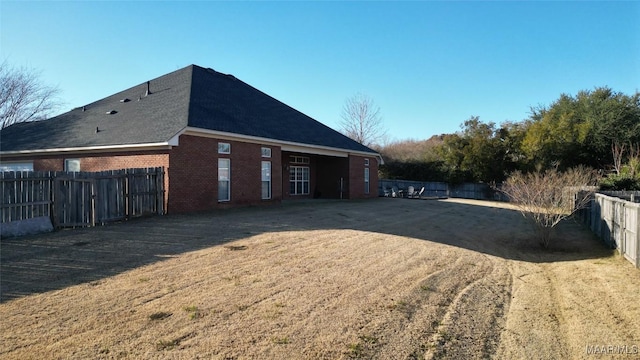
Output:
577,192,640,268
1,167,164,228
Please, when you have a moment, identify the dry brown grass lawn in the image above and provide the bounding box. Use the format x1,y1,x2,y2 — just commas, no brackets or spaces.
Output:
1,198,639,359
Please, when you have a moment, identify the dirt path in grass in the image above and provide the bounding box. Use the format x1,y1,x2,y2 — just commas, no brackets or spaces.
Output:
1,198,639,359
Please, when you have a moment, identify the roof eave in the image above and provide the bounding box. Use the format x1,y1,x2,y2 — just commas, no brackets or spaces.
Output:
0,141,175,157
181,126,381,159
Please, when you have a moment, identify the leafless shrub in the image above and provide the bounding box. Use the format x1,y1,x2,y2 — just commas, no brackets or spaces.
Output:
499,166,599,248
612,141,626,175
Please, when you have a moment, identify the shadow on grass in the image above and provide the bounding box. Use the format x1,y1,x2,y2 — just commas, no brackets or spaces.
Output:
0,197,612,302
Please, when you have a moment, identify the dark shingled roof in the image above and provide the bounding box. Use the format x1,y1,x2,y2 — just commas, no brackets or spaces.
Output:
0,65,377,155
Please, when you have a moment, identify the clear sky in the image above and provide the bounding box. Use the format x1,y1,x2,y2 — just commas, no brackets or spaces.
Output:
2,1,639,142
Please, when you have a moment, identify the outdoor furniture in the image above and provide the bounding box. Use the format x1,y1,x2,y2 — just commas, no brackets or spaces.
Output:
391,186,401,198
406,186,424,199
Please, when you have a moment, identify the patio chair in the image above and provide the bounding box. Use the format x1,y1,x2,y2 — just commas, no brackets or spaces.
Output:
383,187,391,197
391,186,400,198
408,186,424,199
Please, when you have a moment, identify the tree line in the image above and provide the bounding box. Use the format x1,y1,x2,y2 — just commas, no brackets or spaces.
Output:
375,87,640,190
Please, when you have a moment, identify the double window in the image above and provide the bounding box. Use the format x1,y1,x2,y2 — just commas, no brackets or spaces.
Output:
290,166,310,195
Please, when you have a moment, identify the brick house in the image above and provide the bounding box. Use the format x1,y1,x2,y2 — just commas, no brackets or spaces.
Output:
0,65,382,213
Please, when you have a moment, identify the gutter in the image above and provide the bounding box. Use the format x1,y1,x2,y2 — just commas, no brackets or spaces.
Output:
180,127,384,163
0,141,175,157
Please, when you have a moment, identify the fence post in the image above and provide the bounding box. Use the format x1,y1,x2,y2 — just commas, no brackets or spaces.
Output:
156,167,164,215
636,207,640,268
126,170,133,220
90,178,96,227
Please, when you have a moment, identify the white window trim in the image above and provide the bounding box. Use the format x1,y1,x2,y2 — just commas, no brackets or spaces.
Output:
218,142,231,154
261,161,271,200
290,166,310,195
218,158,230,202
364,168,370,194
0,161,34,172
290,155,310,164
261,147,272,158
65,159,81,172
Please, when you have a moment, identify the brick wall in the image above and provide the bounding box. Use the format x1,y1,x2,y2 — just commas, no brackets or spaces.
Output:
3,136,379,213
168,135,282,213
31,151,169,172
348,155,379,199
30,151,171,209
315,156,349,199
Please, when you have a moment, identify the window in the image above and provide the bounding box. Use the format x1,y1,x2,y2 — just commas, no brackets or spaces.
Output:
0,162,33,172
289,155,310,164
261,147,272,158
289,166,310,195
218,158,230,201
65,159,81,172
218,142,230,154
364,158,370,166
364,168,370,194
261,161,271,199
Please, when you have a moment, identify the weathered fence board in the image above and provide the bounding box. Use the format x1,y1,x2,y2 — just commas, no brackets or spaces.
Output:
0,172,52,223
579,192,640,269
1,168,164,230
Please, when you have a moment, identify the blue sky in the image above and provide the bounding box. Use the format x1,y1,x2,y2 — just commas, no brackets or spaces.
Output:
2,1,639,142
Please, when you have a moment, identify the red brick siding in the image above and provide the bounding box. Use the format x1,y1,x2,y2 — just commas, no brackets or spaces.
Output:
168,135,282,213
34,158,64,171
28,151,171,208
348,155,378,199
3,137,379,212
29,152,169,172
315,156,349,199
167,136,218,213
269,146,283,201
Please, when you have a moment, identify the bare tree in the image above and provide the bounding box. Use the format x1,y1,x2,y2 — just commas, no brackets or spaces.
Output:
628,143,640,178
499,166,599,248
612,140,626,175
0,61,61,129
339,93,386,147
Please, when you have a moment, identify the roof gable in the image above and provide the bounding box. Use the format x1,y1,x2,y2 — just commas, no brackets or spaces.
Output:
187,66,375,153
0,65,377,156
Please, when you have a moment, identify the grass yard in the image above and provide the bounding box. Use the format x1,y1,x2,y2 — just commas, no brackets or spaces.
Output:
1,198,639,359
